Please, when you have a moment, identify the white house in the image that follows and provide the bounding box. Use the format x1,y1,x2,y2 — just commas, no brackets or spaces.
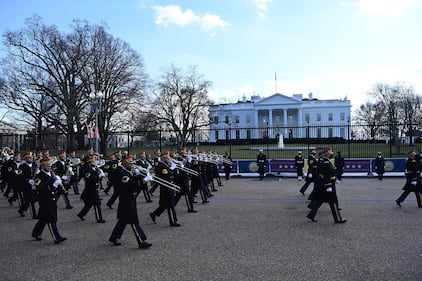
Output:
208,92,351,142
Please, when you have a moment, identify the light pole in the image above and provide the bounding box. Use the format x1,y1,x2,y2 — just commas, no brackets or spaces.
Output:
89,91,104,154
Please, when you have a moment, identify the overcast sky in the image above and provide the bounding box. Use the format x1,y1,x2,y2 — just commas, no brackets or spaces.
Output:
1,0,421,112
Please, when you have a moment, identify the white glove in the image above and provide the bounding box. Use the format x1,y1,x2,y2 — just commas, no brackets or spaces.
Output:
67,167,73,173
326,187,333,192
144,175,153,182
307,173,313,178
28,179,35,186
188,156,192,163
133,168,141,176
61,175,68,181
99,172,106,178
53,179,62,188
411,181,417,186
170,163,177,170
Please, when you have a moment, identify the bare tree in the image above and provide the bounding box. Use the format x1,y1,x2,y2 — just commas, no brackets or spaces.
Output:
353,101,386,140
150,65,213,147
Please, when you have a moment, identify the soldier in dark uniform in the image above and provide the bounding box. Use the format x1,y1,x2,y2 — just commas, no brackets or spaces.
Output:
31,157,67,244
147,149,161,196
300,149,317,195
295,151,304,181
108,155,152,249
334,151,345,182
257,149,266,181
52,151,73,209
187,148,209,204
174,148,197,213
106,150,122,209
77,155,106,223
223,152,232,181
7,153,24,207
67,150,80,194
395,150,422,208
17,152,38,219
375,152,385,180
306,147,347,223
134,151,153,203
2,149,14,198
149,151,180,226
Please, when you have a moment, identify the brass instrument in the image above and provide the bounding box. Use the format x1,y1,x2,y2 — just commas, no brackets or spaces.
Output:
171,158,199,177
133,165,181,193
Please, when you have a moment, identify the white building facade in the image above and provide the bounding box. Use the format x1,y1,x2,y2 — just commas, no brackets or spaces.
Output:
208,93,351,142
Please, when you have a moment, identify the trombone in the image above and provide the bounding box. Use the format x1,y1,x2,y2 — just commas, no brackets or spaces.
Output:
171,158,199,177
134,165,181,193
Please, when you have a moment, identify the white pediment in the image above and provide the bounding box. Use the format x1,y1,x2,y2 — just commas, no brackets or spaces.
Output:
254,93,301,106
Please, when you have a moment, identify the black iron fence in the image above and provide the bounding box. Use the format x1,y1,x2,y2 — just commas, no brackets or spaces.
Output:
1,123,421,159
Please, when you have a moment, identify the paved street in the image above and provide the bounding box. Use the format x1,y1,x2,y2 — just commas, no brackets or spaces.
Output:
0,176,421,281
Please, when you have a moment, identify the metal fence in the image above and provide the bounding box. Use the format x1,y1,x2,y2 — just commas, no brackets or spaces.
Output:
1,123,421,158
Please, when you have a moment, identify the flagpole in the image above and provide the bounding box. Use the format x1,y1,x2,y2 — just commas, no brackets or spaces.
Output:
275,72,277,93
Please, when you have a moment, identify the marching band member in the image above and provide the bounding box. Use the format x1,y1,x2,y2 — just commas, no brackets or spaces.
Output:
174,148,197,213
52,151,73,209
187,147,209,204
17,152,38,219
306,147,346,223
134,151,153,203
108,155,152,249
211,150,223,187
2,148,14,198
147,149,161,196
149,151,181,227
105,150,122,209
77,155,106,223
295,151,304,181
7,153,23,207
395,150,422,208
67,150,80,194
300,149,317,196
31,157,67,244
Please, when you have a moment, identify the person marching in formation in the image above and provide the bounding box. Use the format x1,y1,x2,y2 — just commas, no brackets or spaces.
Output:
108,155,152,249
17,152,38,219
223,152,232,181
31,157,67,244
299,149,317,196
7,153,24,208
257,149,267,181
395,150,422,208
295,151,304,181
187,147,209,204
374,152,385,180
134,151,153,203
67,150,81,194
174,148,197,213
147,149,162,196
52,151,73,209
306,147,347,223
211,150,223,187
334,150,345,183
77,155,106,223
149,151,181,227
105,150,122,209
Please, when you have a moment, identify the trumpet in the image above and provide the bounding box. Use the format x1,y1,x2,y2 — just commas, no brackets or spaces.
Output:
133,165,181,193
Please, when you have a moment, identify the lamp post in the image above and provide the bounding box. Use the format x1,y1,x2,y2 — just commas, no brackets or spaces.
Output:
89,91,104,154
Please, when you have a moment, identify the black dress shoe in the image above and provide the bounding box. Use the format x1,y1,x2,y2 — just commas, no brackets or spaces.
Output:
203,200,210,204
106,203,113,209
18,210,26,217
170,223,181,227
109,239,122,246
66,206,73,209
138,242,152,249
336,220,347,224
54,237,67,244
146,200,153,203
149,213,156,224
97,219,106,223
395,200,401,207
32,215,38,220
32,236,42,241
77,214,85,221
306,215,317,222
188,210,198,213
300,191,305,196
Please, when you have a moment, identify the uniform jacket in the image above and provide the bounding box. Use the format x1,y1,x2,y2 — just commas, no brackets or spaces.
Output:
116,168,140,224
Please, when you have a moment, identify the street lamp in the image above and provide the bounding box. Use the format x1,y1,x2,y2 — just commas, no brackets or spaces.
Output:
89,91,104,154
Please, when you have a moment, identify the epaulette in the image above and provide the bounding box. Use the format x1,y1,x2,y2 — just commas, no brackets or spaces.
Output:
85,172,91,178
162,169,168,175
122,176,129,183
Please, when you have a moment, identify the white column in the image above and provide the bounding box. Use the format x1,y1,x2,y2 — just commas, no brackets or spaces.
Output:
268,109,273,127
297,108,302,137
283,109,288,135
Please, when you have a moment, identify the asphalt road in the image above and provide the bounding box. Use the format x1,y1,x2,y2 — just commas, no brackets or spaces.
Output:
0,176,421,281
